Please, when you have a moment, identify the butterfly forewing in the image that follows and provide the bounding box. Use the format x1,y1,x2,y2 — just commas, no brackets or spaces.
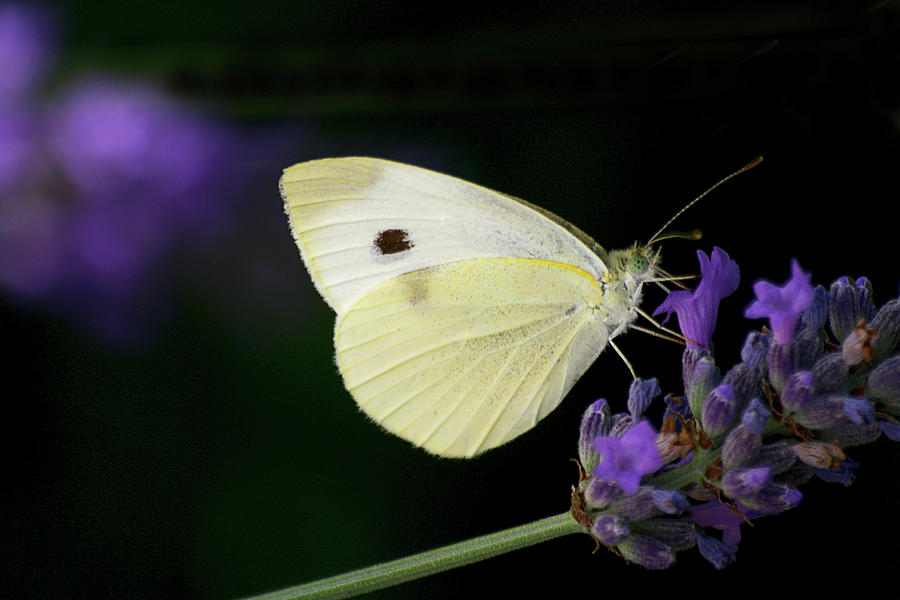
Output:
280,157,609,315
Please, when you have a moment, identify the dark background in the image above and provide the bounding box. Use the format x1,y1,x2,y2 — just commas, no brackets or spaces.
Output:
3,2,899,598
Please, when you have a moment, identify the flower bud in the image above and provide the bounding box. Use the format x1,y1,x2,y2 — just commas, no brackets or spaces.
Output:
608,414,634,438
701,384,737,438
722,467,772,499
865,355,900,402
843,397,874,425
686,356,719,419
821,422,881,447
811,352,848,394
776,464,815,487
856,277,876,321
635,519,696,550
743,483,803,512
741,398,770,435
654,432,687,465
800,285,829,332
617,534,675,569
722,426,762,470
793,395,845,429
829,276,870,341
753,441,797,475
685,483,716,502
740,331,770,371
611,487,656,520
651,489,689,515
584,479,620,510
682,348,711,393
592,513,630,546
696,532,737,569
578,399,611,471
791,441,845,469
842,320,877,366
628,378,661,419
766,341,796,393
794,327,822,370
870,299,900,360
781,371,815,413
722,362,762,415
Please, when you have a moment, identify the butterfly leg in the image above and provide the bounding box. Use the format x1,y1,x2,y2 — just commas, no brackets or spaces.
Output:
607,338,637,379
632,306,702,347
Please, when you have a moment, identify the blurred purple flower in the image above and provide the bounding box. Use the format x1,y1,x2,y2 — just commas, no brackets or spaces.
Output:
653,247,739,350
0,107,38,190
2,79,241,291
592,420,663,495
0,2,55,102
0,3,53,190
0,4,264,343
48,80,233,209
744,259,815,344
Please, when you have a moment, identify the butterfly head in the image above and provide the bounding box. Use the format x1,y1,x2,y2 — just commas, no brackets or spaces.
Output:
606,243,660,286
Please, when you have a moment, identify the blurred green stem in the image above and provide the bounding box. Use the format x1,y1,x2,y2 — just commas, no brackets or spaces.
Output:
242,512,583,600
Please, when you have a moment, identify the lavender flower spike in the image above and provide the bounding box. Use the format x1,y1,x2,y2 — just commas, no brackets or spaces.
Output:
653,247,739,350
744,259,815,344
569,256,896,572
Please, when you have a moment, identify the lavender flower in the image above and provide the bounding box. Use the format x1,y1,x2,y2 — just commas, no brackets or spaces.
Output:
653,247,739,350
572,251,898,569
592,421,663,496
744,259,814,344
0,5,271,344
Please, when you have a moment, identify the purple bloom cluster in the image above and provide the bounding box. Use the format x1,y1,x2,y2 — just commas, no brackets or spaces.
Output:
574,248,900,569
0,3,250,342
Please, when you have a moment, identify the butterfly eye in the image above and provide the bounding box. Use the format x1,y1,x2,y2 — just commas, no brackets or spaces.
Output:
628,254,650,275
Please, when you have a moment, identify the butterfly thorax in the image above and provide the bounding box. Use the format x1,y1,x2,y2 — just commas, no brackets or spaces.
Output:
593,244,659,338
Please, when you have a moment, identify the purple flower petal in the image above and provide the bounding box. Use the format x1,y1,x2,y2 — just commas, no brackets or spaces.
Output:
592,421,663,495
686,500,769,546
654,247,739,350
685,501,748,546
745,259,815,344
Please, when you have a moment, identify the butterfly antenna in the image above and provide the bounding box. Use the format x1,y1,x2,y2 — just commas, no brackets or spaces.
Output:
647,156,763,246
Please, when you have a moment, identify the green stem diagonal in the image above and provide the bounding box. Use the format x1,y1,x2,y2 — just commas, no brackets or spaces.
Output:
242,512,583,600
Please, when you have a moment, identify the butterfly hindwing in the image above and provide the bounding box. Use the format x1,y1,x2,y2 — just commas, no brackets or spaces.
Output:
335,258,608,457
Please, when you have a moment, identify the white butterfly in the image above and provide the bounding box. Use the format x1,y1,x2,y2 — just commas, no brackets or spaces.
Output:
280,157,667,457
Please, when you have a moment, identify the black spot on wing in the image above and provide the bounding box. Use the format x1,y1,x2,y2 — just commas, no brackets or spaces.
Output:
375,229,414,255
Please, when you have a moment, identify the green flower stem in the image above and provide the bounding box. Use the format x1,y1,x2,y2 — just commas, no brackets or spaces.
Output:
243,512,583,600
